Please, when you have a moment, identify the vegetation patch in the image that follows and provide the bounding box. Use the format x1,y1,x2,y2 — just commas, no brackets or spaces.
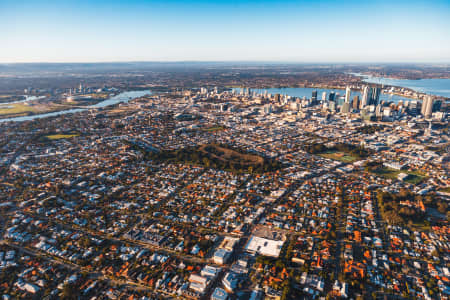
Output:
377,189,447,227
45,134,80,140
319,150,360,163
201,125,225,132
144,143,284,173
305,142,370,162
365,161,427,185
438,187,450,193
355,124,385,134
0,103,39,117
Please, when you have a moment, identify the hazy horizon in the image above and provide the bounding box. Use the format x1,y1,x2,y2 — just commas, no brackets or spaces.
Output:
1,60,450,65
2,0,450,63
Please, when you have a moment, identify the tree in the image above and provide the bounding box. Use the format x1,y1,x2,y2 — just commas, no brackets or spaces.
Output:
61,283,78,300
437,201,448,214
248,166,253,174
202,157,210,168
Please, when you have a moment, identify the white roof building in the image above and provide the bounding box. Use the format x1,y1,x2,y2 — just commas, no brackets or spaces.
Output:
245,236,284,258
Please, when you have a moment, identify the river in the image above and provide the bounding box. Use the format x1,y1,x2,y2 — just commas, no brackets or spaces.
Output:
0,90,151,123
352,73,450,98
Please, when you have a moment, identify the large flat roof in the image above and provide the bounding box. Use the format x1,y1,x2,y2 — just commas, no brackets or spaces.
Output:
245,236,284,258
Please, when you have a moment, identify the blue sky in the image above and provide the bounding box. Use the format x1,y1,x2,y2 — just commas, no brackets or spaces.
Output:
1,0,449,63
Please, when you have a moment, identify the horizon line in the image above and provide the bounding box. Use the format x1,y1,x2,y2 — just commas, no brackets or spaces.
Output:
1,60,450,65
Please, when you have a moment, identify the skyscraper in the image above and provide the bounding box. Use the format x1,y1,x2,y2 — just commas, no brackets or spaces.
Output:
345,86,351,103
375,104,383,118
360,86,371,109
274,93,281,103
341,102,350,113
422,95,433,118
352,95,360,110
322,91,327,101
328,91,336,101
312,90,318,103
370,87,380,106
409,100,419,116
264,104,273,114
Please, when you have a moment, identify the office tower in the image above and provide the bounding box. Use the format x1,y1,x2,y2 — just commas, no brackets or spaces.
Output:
353,96,360,110
322,91,327,101
264,104,273,114
420,98,426,115
329,101,336,112
312,90,318,103
274,94,281,103
345,86,351,103
408,100,418,115
433,99,442,112
290,102,300,111
375,104,383,118
220,104,228,112
341,102,350,113
328,91,336,101
370,87,380,106
360,86,369,108
423,95,433,118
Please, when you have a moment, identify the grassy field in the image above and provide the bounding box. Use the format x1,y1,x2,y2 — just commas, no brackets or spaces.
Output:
438,187,450,193
0,103,39,116
45,134,79,140
372,167,426,185
202,126,225,132
0,102,75,118
319,150,360,163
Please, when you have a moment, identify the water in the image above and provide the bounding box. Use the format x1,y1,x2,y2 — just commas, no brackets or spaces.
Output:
232,87,412,103
0,95,46,105
353,73,450,98
0,90,151,123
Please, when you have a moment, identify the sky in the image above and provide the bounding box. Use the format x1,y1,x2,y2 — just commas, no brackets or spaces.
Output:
1,0,450,63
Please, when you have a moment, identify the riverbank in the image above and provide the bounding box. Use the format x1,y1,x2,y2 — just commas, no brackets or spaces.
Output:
0,98,106,119
0,90,151,123
352,73,450,99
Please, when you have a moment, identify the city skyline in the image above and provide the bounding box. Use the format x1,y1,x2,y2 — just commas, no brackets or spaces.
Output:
2,0,450,63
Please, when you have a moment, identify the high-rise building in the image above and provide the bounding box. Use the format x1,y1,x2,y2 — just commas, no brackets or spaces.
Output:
352,96,360,110
370,87,380,106
408,100,419,115
328,91,336,101
360,86,370,109
312,90,318,103
345,86,351,103
274,94,281,103
264,104,273,114
422,95,433,118
420,98,427,116
322,92,327,101
375,104,383,118
329,101,336,112
341,102,351,113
